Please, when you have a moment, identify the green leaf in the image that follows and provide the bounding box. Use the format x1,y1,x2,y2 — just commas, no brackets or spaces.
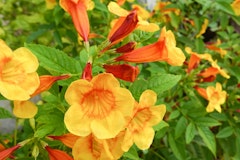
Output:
197,126,216,157
35,110,65,138
168,133,185,160
25,44,82,75
123,146,139,160
175,116,188,139
216,126,234,138
168,110,180,120
153,120,169,131
194,117,221,127
148,74,181,94
185,122,196,144
215,1,235,16
0,107,13,119
129,79,148,100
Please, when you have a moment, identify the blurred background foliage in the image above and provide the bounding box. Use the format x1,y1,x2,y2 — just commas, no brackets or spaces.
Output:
1,0,240,159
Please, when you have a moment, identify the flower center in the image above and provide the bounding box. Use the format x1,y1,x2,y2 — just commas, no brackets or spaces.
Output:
81,89,115,119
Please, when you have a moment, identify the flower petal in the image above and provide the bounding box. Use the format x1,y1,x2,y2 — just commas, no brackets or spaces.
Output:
13,47,39,73
91,111,125,139
65,79,92,105
133,127,154,150
139,90,157,107
64,104,92,137
91,73,120,90
13,100,38,118
108,1,129,17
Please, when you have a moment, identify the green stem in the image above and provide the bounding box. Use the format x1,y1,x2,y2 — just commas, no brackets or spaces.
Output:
14,119,18,145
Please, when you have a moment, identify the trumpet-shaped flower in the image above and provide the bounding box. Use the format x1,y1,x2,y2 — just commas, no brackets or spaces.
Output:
116,27,185,66
231,0,240,16
45,146,73,160
122,90,166,151
210,61,230,79
185,47,213,73
72,133,125,160
103,64,139,82
64,73,134,139
0,40,39,100
195,83,227,113
60,0,94,42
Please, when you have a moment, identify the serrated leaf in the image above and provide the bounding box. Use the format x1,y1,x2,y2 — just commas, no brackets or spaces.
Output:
194,117,221,127
25,44,82,74
35,110,65,138
148,74,181,94
175,116,188,139
197,126,216,157
216,126,234,138
215,1,235,16
129,79,148,100
0,107,13,119
185,122,196,144
168,133,185,160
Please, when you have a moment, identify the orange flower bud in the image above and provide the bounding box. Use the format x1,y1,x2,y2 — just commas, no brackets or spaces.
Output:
45,146,73,160
116,42,136,53
108,10,138,45
31,75,70,97
81,62,92,81
48,133,80,148
0,144,21,160
103,64,139,82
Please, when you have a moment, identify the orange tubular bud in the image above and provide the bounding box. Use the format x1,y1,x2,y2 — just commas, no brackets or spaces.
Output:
0,144,21,160
45,146,73,160
103,64,139,82
116,42,136,53
31,75,70,97
48,133,80,148
194,86,208,100
60,0,90,42
109,10,138,45
115,39,168,63
81,62,92,81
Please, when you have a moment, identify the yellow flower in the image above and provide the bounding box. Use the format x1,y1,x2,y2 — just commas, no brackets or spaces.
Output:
0,40,39,100
72,133,125,160
108,2,159,32
206,83,227,113
206,39,227,57
64,73,134,139
231,0,240,16
122,90,166,151
195,83,227,113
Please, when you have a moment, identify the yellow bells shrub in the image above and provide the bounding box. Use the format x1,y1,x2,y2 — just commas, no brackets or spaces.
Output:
13,101,38,119
211,60,230,79
64,73,134,139
122,90,166,151
0,40,39,101
108,2,159,32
